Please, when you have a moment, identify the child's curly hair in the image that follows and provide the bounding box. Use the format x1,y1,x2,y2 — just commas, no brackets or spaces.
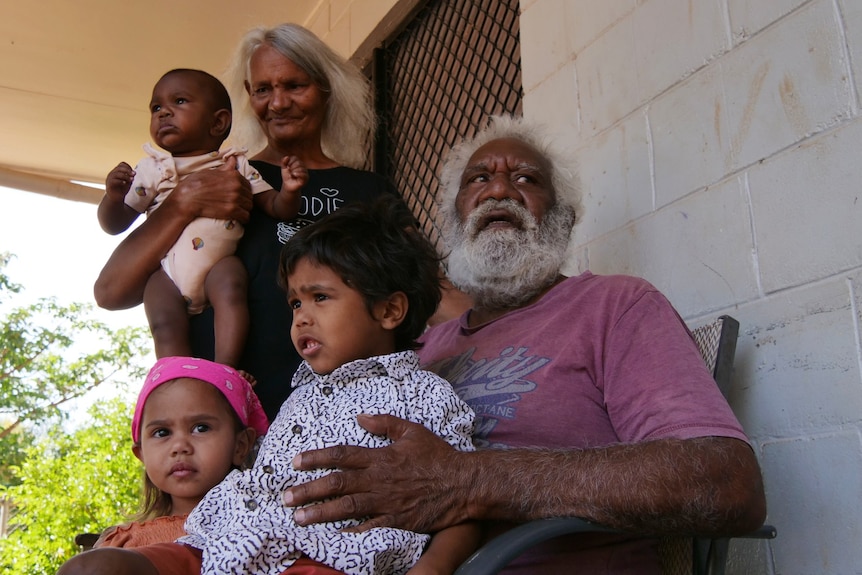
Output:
279,195,442,351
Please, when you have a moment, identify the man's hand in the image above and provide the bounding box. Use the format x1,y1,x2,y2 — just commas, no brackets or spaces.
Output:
284,414,471,534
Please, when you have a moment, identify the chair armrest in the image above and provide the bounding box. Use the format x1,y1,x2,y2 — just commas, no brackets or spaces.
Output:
453,518,620,575
74,532,100,551
735,524,777,539
452,519,777,575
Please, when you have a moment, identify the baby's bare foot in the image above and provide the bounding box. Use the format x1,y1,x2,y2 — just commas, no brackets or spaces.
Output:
238,370,257,387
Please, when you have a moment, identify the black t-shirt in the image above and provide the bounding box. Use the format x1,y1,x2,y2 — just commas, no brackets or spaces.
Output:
189,163,399,420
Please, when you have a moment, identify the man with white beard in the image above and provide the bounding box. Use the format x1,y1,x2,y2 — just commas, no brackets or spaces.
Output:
284,116,767,575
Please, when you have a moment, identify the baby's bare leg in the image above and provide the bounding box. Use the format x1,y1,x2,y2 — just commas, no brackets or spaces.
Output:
57,547,159,575
144,269,192,358
205,255,249,367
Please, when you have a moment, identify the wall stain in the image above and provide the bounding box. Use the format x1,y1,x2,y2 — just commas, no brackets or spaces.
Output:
714,96,723,150
732,63,770,157
779,73,808,137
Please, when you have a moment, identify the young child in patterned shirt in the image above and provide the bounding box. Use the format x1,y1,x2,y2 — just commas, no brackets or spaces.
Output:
59,196,478,575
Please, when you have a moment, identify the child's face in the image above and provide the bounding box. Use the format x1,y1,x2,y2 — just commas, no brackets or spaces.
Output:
133,378,251,515
148,72,225,157
287,258,396,375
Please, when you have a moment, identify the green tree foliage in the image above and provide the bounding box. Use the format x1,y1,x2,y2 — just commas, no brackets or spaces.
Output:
0,252,149,486
0,398,143,574
0,252,151,573
0,425,33,488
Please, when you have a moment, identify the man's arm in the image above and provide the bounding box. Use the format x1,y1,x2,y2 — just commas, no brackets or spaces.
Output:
93,158,253,310
285,414,766,537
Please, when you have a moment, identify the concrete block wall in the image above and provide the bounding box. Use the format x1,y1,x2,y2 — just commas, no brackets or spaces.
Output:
303,0,395,58
522,0,862,573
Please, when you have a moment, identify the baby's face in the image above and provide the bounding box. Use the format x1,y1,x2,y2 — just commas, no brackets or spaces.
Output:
287,258,394,375
148,72,223,156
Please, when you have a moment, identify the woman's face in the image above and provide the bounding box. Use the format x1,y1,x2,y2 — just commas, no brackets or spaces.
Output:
246,44,328,152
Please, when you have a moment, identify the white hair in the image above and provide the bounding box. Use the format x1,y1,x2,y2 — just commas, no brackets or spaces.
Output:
224,23,375,168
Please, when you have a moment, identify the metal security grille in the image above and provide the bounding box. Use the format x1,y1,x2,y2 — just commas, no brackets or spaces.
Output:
373,0,522,250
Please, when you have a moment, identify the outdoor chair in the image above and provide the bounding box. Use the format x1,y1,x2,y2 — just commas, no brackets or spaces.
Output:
453,315,776,575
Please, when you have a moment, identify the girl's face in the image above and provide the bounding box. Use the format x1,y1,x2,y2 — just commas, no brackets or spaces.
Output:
245,44,328,154
287,258,398,375
133,378,252,515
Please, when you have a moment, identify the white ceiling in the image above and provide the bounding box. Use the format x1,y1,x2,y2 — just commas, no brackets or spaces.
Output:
0,0,319,203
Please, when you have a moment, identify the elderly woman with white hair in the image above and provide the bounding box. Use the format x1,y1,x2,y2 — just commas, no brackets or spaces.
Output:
95,24,400,418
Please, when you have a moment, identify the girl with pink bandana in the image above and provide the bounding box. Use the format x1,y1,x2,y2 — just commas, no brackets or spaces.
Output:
92,356,268,548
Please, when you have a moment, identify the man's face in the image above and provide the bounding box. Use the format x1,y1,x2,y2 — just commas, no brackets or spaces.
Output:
445,137,574,310
454,137,556,229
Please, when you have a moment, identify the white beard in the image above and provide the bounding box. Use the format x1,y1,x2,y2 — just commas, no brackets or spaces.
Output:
445,199,574,310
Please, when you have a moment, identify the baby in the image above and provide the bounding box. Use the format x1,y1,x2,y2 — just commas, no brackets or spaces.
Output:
97,68,305,369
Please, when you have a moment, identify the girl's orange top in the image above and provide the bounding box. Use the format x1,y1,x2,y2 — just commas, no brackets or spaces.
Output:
93,514,188,548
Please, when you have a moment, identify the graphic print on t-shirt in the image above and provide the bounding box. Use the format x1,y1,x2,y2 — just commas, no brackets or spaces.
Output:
275,186,346,244
425,346,549,448
276,219,313,244
301,187,344,216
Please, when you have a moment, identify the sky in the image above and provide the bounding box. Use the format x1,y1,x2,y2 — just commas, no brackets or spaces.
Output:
0,185,150,414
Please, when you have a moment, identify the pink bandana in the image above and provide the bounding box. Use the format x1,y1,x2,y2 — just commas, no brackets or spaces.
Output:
132,356,269,442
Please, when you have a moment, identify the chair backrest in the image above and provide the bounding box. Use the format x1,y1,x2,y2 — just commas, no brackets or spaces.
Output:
690,315,739,399
658,314,740,575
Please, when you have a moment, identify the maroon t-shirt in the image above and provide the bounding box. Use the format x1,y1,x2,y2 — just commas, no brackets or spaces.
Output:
419,272,748,574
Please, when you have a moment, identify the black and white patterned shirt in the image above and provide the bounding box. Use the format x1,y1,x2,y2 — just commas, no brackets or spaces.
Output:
180,351,476,575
